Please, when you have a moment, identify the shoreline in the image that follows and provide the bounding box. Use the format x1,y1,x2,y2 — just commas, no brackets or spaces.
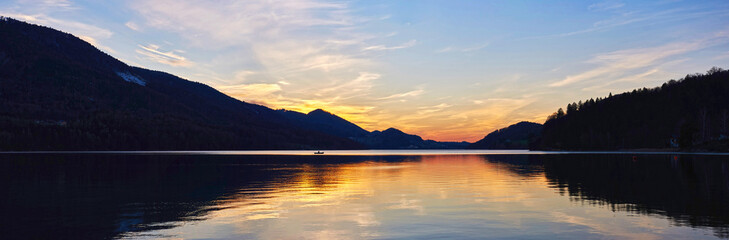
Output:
0,149,727,156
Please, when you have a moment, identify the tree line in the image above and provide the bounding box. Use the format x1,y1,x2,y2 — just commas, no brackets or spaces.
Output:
537,67,729,151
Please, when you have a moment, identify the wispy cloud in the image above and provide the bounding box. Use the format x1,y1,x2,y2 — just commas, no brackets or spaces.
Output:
525,7,725,40
131,0,351,48
417,103,452,115
599,68,658,86
233,70,257,82
311,72,378,102
378,89,425,100
549,37,722,87
17,0,76,11
136,44,192,67
436,42,489,53
325,35,375,47
128,0,406,132
549,10,663,38
129,0,380,81
362,40,416,51
125,21,140,31
588,1,625,12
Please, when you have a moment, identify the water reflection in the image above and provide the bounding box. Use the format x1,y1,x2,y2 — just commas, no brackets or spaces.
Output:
0,153,727,239
539,154,729,238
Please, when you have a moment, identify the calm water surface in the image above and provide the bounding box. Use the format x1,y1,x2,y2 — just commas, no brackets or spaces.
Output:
1,151,728,239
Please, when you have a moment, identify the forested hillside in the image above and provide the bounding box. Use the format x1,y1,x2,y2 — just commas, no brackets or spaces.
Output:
537,67,729,151
0,17,362,150
0,18,464,150
468,122,542,149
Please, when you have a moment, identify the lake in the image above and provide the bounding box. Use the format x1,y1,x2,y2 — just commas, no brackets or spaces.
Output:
1,151,728,239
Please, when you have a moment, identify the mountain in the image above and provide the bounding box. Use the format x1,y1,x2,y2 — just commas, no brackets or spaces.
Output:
276,109,369,139
468,121,542,149
0,17,363,150
356,128,425,149
278,109,470,149
537,67,729,151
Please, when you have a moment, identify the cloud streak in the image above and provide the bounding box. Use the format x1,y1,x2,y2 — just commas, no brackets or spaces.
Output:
125,21,140,31
525,7,726,40
131,0,352,48
317,72,378,97
436,42,489,53
378,89,425,100
588,1,625,12
16,0,76,11
362,40,416,51
417,103,451,115
549,38,719,87
136,44,192,67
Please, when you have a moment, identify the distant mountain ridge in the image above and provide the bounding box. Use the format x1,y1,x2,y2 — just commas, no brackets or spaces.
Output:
277,109,470,149
276,109,369,139
468,121,542,149
0,17,464,150
356,127,469,149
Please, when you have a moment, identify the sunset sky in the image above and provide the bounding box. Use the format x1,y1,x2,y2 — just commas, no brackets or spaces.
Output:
2,0,728,142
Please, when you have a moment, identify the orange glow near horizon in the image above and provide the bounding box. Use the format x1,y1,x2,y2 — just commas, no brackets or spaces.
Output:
9,0,726,143
222,89,551,142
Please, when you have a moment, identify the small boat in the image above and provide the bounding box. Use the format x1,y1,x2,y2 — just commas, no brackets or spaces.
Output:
314,151,324,154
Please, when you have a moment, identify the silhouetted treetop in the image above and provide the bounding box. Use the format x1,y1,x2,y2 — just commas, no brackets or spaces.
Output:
538,67,729,151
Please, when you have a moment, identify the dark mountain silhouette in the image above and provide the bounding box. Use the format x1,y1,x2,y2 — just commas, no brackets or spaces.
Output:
537,67,729,151
276,109,369,139
0,17,364,150
0,17,464,150
356,128,426,149
468,121,542,149
278,109,469,149
355,127,469,149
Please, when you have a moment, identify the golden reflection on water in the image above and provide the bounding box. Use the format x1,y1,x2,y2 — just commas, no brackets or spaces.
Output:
134,155,714,239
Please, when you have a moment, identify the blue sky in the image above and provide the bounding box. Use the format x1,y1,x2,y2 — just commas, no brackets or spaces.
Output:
2,0,728,141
